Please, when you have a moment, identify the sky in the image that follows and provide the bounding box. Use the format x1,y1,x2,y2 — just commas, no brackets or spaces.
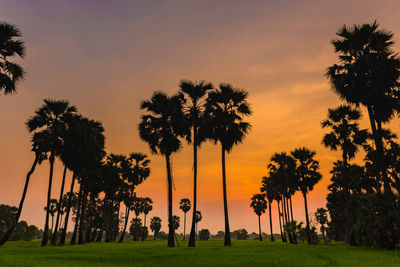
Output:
1,0,400,235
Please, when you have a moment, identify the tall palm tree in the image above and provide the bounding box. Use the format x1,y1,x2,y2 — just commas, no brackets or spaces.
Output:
119,153,150,243
0,21,25,95
326,21,400,195
150,216,162,240
205,83,252,246
44,199,58,234
261,176,279,242
179,198,191,241
26,99,77,246
0,132,47,246
291,147,322,244
139,92,189,247
315,208,328,241
250,193,267,241
179,79,213,247
321,105,368,244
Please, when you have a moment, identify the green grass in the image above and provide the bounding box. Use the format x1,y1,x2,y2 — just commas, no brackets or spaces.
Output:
1,239,399,266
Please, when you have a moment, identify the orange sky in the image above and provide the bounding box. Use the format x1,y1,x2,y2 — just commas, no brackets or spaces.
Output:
1,0,400,234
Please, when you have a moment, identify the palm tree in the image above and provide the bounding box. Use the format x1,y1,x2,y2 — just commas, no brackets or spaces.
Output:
119,153,150,243
0,132,47,246
44,199,58,235
315,208,328,241
205,83,252,246
0,21,25,95
26,99,77,246
139,92,189,247
261,176,279,242
142,197,153,226
194,211,202,240
326,21,400,195
150,217,162,240
179,79,213,247
268,152,297,243
179,198,191,241
291,147,322,244
250,193,267,241
321,105,368,244
58,114,105,245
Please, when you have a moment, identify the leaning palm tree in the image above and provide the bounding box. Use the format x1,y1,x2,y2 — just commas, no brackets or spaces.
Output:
0,21,25,95
139,92,189,247
250,193,267,241
205,84,252,246
326,21,400,196
179,79,213,247
291,147,322,244
179,198,191,241
0,132,47,246
26,99,77,246
321,105,368,244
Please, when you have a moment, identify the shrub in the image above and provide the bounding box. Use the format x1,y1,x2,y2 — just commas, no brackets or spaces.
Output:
199,229,210,240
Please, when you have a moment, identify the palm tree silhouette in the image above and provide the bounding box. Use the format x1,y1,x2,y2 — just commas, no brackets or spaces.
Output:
250,194,267,241
291,147,322,244
179,198,191,241
205,83,252,246
321,105,368,244
0,132,47,246
119,153,150,243
26,99,77,246
0,21,25,95
261,176,279,242
326,21,400,195
150,216,162,240
268,152,296,243
58,114,105,245
142,197,153,226
194,211,202,240
179,79,213,247
139,92,189,247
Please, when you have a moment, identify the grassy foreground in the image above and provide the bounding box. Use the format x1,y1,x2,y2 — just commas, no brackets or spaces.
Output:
1,239,400,266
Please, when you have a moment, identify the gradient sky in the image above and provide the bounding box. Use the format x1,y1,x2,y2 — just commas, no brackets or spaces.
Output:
1,0,400,234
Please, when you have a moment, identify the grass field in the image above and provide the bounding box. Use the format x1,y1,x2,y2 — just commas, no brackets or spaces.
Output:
1,239,400,266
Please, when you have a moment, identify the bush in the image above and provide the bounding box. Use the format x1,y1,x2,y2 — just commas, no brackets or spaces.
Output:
198,229,210,240
233,229,248,240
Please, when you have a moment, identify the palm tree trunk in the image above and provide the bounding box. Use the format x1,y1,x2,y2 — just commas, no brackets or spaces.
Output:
183,212,186,241
268,201,274,242
221,147,231,246
285,196,293,243
282,196,292,243
59,172,76,246
258,215,262,241
165,154,175,247
188,129,198,247
78,192,88,244
153,231,157,240
70,186,82,245
96,228,103,242
51,165,67,246
289,197,297,243
303,192,312,244
118,205,130,243
41,153,55,247
277,200,286,242
144,214,147,227
0,155,38,246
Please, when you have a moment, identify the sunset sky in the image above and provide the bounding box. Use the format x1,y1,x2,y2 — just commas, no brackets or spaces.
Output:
1,0,400,235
